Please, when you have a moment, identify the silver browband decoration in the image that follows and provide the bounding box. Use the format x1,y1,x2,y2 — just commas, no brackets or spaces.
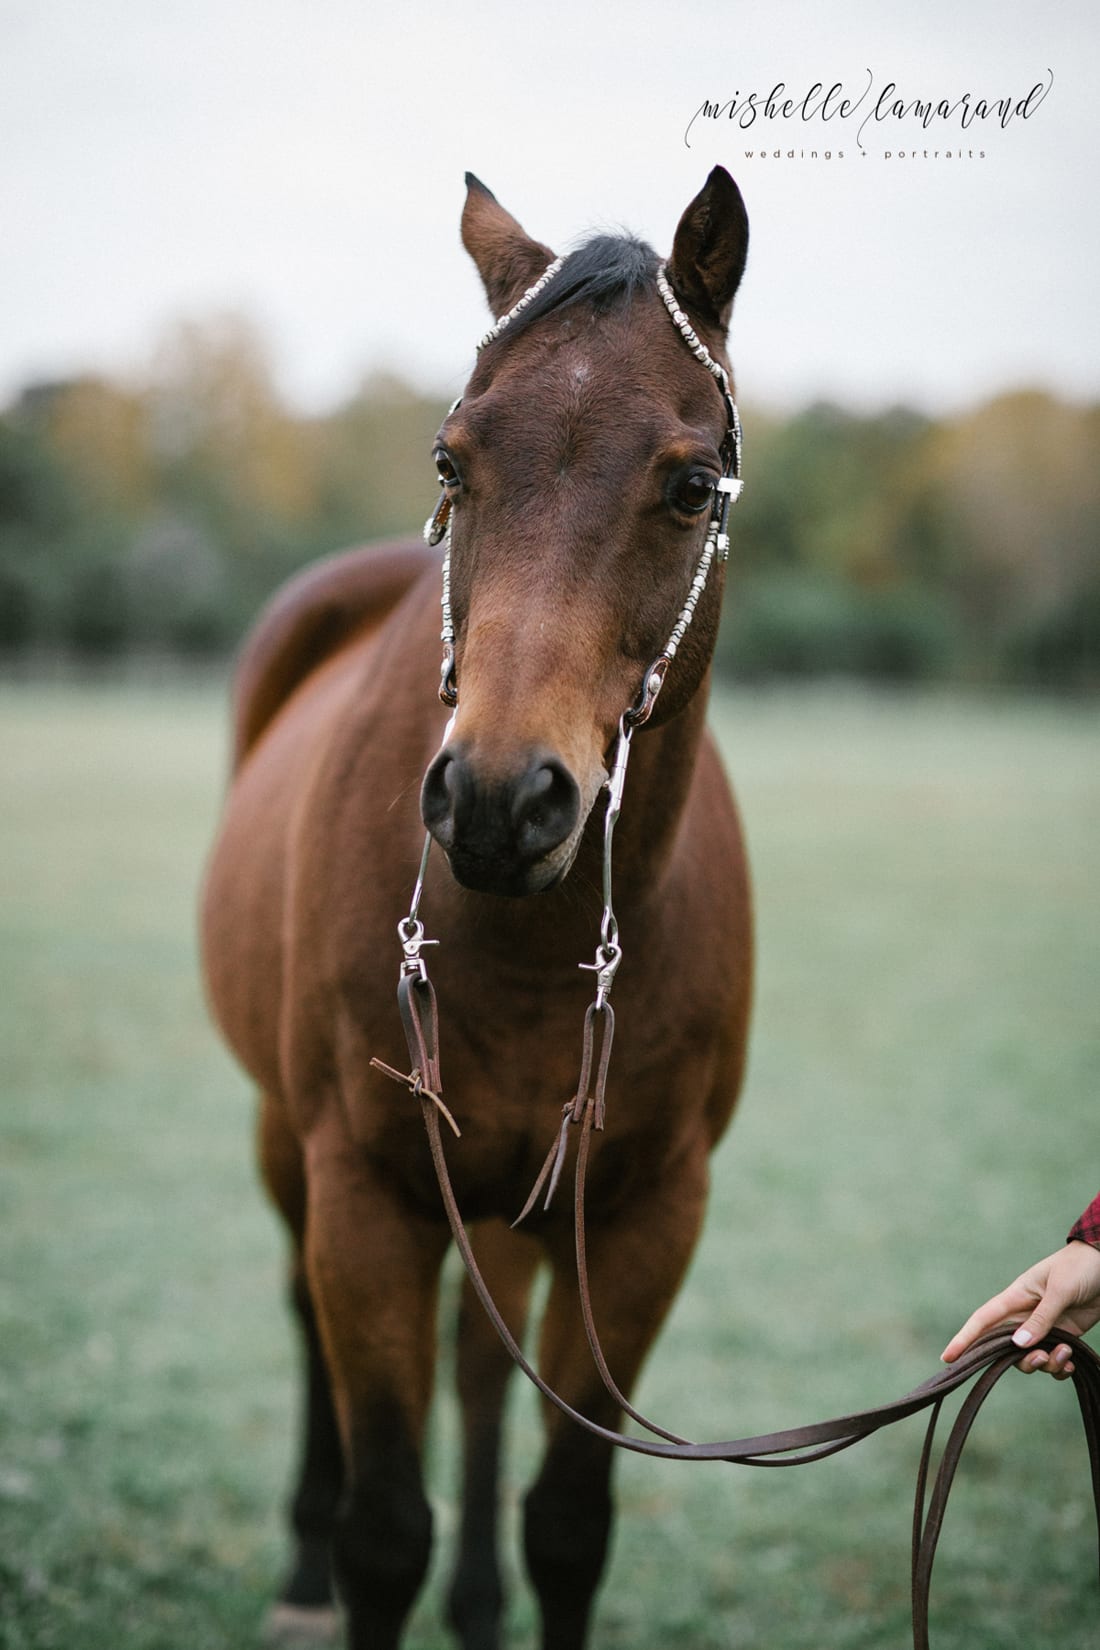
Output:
477,256,566,352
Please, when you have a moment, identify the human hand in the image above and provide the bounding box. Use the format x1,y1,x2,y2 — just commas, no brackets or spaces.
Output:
941,1242,1100,1380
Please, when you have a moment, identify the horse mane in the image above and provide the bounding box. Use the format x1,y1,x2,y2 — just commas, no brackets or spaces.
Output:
490,233,660,346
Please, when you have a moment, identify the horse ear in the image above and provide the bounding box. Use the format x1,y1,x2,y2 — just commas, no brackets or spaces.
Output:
461,173,558,317
666,166,749,334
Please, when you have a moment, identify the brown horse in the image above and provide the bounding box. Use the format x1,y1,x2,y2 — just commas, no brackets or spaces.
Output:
201,166,754,1650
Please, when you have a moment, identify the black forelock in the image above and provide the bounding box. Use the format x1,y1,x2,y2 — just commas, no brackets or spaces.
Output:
490,233,660,346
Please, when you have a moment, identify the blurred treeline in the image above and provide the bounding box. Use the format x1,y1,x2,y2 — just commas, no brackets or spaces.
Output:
1,315,1098,688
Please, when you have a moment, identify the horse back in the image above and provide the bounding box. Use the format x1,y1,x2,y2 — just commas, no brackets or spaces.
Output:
230,539,438,771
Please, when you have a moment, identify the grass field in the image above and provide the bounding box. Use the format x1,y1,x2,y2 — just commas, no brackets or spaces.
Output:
1,679,1098,1650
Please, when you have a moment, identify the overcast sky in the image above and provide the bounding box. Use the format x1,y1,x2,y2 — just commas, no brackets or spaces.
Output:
2,0,1097,415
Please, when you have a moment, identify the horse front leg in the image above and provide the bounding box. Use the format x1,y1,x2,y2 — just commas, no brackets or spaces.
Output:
304,1115,450,1650
257,1093,344,1633
524,1145,710,1650
278,1263,345,1622
448,1219,542,1650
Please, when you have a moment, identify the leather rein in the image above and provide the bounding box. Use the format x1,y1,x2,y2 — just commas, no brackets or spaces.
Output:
384,977,1100,1650
370,258,1100,1647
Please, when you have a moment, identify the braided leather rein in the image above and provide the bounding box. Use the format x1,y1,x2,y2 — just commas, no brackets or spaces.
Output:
371,258,1100,1645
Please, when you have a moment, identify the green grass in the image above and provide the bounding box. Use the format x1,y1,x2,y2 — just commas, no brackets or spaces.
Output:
1,679,1097,1649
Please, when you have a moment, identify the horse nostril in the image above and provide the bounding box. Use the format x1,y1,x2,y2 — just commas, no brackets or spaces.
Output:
512,760,579,862
421,749,461,845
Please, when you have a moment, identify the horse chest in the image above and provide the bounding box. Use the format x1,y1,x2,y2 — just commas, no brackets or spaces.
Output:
337,967,719,1228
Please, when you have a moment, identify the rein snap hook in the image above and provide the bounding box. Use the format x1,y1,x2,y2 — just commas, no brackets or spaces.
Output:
397,916,439,983
580,940,622,1010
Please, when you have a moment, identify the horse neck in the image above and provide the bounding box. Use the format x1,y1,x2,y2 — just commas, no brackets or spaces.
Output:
603,672,713,911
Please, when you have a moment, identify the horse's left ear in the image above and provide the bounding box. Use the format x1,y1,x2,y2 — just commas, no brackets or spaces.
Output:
461,173,558,318
666,166,749,334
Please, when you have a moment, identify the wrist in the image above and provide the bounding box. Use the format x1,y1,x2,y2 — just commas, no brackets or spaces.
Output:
1067,1192,1100,1249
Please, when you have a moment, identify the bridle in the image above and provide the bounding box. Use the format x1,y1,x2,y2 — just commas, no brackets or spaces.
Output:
409,254,744,1078
370,259,1100,1648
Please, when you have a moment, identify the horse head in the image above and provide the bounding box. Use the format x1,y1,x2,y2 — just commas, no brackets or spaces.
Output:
420,167,749,897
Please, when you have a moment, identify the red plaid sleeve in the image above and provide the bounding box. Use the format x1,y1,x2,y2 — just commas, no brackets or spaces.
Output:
1068,1191,1100,1249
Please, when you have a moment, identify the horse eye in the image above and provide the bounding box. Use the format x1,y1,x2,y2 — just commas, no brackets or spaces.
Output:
670,470,717,516
434,450,461,488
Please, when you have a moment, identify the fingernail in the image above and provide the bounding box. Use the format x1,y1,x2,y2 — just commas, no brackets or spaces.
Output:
1012,1328,1034,1346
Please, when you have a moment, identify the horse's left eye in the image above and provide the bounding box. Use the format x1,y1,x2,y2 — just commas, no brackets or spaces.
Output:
669,471,716,516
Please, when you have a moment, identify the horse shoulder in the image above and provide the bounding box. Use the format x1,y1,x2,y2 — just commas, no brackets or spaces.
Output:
229,539,438,772
203,541,440,1102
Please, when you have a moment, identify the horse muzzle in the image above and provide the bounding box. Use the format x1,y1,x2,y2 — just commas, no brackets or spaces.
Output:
420,742,583,897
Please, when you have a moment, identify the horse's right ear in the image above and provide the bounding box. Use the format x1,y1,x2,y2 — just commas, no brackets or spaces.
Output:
461,174,558,318
666,166,749,335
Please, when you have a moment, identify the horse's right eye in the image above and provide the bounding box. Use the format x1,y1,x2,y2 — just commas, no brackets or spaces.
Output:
434,450,461,489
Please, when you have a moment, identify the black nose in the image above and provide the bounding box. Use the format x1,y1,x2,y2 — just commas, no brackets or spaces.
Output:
420,745,581,894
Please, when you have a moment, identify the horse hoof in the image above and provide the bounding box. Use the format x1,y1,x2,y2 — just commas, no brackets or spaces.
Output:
264,1602,342,1644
